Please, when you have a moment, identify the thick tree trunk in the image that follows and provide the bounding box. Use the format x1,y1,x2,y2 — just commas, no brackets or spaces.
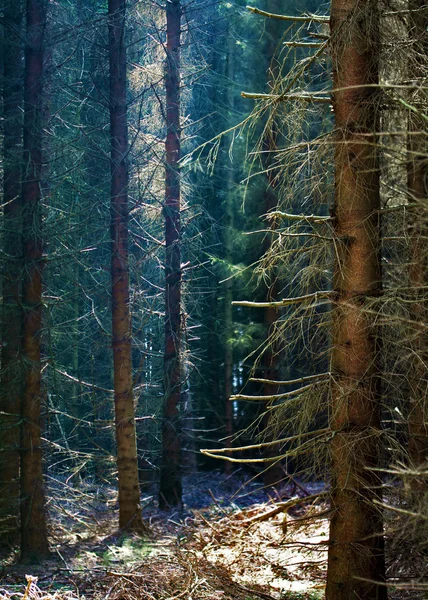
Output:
108,0,145,533
20,0,50,561
159,0,183,510
326,1,387,598
407,0,428,478
0,0,24,548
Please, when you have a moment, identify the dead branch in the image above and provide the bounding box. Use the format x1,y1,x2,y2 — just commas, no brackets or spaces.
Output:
242,492,326,525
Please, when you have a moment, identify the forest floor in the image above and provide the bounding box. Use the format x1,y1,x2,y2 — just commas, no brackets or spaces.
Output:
0,470,328,600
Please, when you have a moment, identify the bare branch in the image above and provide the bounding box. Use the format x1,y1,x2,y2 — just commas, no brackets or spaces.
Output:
251,372,331,386
241,91,331,103
230,381,324,402
247,5,329,23
232,291,332,308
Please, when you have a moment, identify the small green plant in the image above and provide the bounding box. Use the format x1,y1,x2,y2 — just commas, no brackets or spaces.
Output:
102,536,153,567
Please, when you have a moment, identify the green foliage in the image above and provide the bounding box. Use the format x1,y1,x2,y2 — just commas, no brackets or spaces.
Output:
228,322,265,353
101,537,154,568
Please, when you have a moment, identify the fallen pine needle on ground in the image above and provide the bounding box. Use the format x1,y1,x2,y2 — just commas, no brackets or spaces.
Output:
0,471,329,600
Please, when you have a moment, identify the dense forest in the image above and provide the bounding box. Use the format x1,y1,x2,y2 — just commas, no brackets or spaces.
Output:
0,0,427,598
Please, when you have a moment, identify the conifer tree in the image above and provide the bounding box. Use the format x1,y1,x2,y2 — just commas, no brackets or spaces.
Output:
159,0,183,509
0,0,24,548
326,0,386,596
20,0,50,560
108,0,145,532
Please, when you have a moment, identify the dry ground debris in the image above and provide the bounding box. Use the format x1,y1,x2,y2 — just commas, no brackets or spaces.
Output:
0,472,327,600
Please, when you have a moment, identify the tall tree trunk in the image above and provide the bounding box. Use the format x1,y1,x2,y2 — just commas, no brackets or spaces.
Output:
20,0,49,561
159,0,183,510
326,0,386,598
224,205,234,470
223,28,236,472
108,0,145,533
0,0,24,548
261,0,283,488
71,248,81,442
407,0,428,480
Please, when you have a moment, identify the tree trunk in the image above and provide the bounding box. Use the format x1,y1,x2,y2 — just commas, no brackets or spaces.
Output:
20,0,50,561
224,215,234,471
407,0,428,480
159,0,183,510
326,0,386,598
261,0,283,488
0,0,24,548
223,27,236,473
108,0,145,533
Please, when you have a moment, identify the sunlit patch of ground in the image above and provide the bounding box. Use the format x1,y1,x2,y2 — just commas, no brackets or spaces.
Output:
188,500,328,599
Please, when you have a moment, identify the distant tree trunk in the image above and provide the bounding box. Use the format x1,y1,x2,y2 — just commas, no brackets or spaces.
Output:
262,302,282,486
159,0,183,510
0,0,24,548
108,0,145,533
407,0,428,479
224,217,234,471
261,0,283,488
71,244,81,441
20,0,50,561
326,0,387,598
223,29,236,472
261,132,282,487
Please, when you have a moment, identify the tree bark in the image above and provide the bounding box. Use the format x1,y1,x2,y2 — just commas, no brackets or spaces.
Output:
20,0,50,561
159,0,183,510
108,0,145,533
326,0,387,598
0,0,24,548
